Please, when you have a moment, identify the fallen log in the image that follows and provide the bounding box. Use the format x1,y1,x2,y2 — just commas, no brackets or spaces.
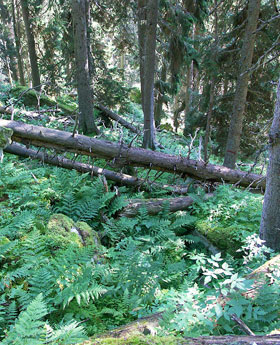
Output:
4,143,190,194
120,194,213,217
96,103,140,134
0,120,266,190
90,334,280,345
183,335,280,345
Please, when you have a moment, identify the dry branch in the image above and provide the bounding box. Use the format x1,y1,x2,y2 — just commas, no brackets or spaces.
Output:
0,120,266,190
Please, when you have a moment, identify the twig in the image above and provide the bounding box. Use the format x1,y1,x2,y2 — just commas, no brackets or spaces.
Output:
187,128,200,159
254,14,280,33
240,34,280,77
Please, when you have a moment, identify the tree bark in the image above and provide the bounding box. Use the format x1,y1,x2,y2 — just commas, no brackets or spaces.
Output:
138,0,158,149
223,0,261,168
12,0,25,85
204,79,215,163
72,0,99,135
20,0,41,90
154,61,167,128
0,119,266,191
183,66,192,137
0,0,18,82
259,78,280,251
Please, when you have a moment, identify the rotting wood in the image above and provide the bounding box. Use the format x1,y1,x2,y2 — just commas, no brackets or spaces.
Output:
5,143,191,194
120,194,213,217
0,120,266,190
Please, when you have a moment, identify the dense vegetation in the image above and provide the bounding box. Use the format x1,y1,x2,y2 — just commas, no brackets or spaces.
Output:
0,0,280,344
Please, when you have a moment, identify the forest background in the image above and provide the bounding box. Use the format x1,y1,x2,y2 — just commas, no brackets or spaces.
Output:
0,0,280,344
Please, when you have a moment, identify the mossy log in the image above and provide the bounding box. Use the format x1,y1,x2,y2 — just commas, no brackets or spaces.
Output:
0,120,266,191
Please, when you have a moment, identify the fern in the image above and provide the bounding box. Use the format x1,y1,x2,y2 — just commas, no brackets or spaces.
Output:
45,321,87,345
1,294,48,345
1,294,87,345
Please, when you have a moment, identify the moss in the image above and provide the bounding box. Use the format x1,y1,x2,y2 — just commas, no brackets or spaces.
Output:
196,220,241,254
56,96,77,113
10,86,57,108
45,214,102,250
159,123,173,131
88,335,185,345
46,213,83,248
75,221,100,247
10,86,77,113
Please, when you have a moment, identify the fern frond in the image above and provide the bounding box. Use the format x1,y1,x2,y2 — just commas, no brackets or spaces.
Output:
2,294,47,345
46,320,87,345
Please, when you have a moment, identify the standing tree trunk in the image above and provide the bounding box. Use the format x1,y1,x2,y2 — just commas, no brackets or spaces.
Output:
12,0,25,85
204,0,218,163
154,61,167,128
72,0,99,135
183,66,192,137
223,0,261,169
259,79,280,251
0,0,18,83
138,0,158,149
20,0,41,90
204,79,215,162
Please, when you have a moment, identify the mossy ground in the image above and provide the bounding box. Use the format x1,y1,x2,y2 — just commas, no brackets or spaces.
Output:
10,86,77,113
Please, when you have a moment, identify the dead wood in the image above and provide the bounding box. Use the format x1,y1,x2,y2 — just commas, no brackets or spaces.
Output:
120,193,213,217
5,143,191,194
96,103,140,133
182,335,280,344
0,120,266,191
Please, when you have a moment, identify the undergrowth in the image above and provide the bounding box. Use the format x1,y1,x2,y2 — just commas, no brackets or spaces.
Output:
0,152,278,345
0,91,278,344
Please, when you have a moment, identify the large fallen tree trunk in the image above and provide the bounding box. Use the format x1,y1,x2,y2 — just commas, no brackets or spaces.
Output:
5,143,191,194
93,334,280,345
1,120,266,190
